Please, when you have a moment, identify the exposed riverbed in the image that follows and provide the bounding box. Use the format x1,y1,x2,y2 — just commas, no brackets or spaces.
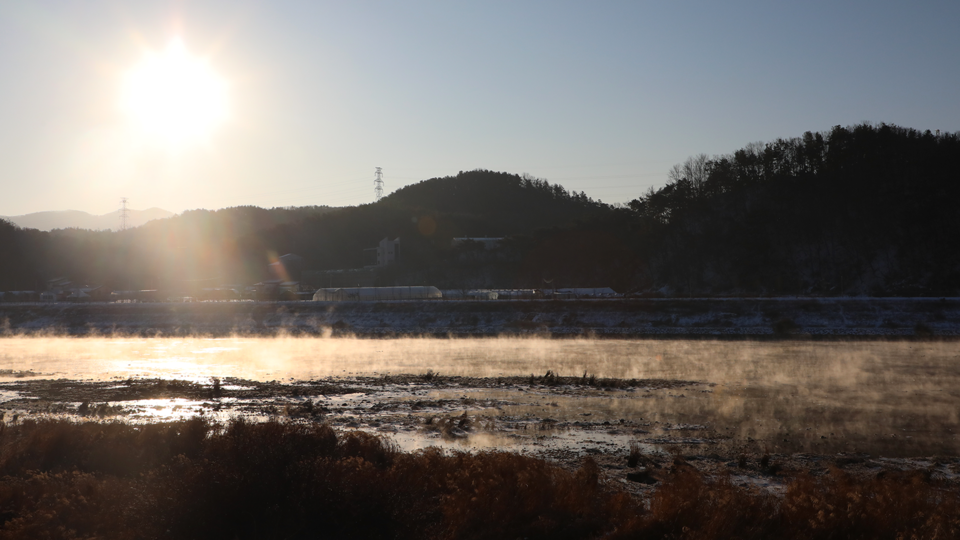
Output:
1,336,958,492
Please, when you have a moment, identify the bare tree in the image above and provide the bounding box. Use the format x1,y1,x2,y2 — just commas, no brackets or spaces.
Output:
668,154,710,199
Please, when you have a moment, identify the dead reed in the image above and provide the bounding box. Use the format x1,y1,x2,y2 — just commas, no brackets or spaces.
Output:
0,419,956,539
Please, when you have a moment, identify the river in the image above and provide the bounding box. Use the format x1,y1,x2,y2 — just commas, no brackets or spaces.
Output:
1,336,958,457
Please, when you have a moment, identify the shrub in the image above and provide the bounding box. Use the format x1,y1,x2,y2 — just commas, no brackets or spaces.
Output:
0,420,958,539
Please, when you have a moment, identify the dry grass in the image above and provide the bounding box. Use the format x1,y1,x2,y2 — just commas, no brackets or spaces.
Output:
0,419,956,539
529,370,659,389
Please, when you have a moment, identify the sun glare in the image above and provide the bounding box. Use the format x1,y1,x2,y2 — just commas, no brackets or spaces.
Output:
121,37,228,146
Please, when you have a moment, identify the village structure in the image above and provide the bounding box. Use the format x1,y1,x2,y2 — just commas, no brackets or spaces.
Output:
0,235,619,304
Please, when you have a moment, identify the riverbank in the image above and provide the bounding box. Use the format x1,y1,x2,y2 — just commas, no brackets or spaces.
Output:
0,417,956,539
1,297,959,337
2,334,957,537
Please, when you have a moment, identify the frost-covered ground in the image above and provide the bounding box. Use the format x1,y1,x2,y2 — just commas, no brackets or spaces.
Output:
1,297,958,336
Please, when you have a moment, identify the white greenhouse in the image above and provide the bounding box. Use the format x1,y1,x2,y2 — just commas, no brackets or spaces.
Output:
312,286,442,302
441,289,499,300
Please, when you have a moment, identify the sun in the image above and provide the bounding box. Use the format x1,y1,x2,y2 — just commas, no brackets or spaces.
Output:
121,37,228,146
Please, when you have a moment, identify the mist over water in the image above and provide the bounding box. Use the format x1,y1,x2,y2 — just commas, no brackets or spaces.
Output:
0,336,953,382
1,336,958,456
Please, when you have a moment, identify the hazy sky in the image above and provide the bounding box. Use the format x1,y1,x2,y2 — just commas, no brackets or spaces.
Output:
1,1,958,216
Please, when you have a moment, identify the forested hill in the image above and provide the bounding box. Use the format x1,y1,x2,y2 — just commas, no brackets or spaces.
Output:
0,124,957,296
626,123,960,295
245,171,613,278
382,170,606,233
0,172,610,291
0,206,337,292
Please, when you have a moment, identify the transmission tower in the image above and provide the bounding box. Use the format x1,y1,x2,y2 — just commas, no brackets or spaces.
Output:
374,167,384,202
119,197,129,231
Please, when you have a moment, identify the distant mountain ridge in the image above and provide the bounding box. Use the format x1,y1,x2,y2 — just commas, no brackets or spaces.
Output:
1,208,174,231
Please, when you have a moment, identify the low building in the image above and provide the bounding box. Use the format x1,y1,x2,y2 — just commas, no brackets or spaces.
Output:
112,290,162,303
442,289,499,300
552,287,620,298
312,286,442,302
488,289,543,300
254,280,282,301
376,237,400,266
199,288,241,301
362,237,400,267
47,277,72,290
66,286,112,302
452,237,503,249
254,280,307,301
44,277,73,302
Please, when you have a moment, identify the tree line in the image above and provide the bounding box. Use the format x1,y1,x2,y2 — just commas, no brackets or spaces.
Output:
1,123,957,297
625,123,959,295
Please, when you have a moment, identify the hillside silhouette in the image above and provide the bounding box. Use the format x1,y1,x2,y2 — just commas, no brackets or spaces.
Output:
1,123,958,296
382,170,605,233
626,123,959,295
0,172,609,292
0,207,173,232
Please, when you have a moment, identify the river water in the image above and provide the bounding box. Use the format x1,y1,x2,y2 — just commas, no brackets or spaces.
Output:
1,336,958,457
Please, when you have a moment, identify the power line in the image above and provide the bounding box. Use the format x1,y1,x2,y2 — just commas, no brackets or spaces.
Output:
374,167,384,202
119,197,129,231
